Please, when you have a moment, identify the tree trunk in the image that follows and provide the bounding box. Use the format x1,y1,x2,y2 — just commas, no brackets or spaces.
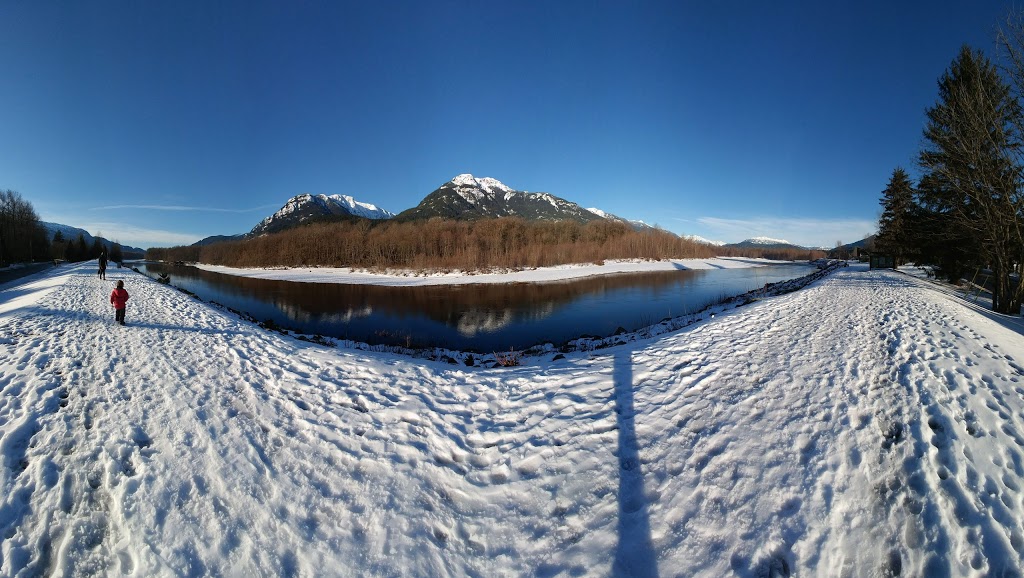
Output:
994,260,1013,313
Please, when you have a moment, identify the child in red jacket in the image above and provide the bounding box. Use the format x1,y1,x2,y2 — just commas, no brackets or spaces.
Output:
110,280,130,325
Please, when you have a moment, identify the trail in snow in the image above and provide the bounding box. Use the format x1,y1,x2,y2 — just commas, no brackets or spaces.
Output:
0,262,1022,576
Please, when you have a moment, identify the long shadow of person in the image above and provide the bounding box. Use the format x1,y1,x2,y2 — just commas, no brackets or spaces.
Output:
612,348,659,577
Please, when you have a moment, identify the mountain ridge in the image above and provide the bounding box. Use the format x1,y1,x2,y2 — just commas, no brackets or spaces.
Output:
584,207,660,233
186,175,845,251
41,222,145,257
395,174,604,224
250,193,394,236
724,237,810,251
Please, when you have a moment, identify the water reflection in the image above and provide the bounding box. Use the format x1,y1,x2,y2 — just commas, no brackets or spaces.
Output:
138,263,815,351
457,308,516,336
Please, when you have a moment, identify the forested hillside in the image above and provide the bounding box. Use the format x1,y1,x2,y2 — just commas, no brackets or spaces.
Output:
148,217,825,270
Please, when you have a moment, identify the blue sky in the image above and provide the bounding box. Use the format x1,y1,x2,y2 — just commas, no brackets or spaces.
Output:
0,1,1016,249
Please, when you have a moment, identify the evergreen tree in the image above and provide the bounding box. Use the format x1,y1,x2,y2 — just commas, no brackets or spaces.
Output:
51,231,67,261
918,46,1024,313
64,233,78,262
876,167,916,266
110,242,123,265
69,233,88,262
90,237,104,260
77,235,89,262
914,172,979,282
31,225,48,261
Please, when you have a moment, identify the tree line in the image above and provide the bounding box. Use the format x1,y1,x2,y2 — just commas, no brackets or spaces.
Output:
0,190,50,266
877,18,1024,315
148,217,825,271
0,188,124,266
50,230,124,264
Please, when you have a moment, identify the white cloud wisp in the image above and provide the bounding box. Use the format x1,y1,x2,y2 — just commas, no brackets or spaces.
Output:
695,216,878,248
90,204,278,213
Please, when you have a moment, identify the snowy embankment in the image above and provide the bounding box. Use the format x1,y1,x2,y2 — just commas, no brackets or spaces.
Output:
1,263,1024,576
195,257,782,286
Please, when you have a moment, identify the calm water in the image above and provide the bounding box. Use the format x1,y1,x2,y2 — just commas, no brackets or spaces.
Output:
137,262,816,352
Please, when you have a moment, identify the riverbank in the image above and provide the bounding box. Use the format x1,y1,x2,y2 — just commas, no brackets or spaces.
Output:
0,262,55,287
1,262,1022,576
194,256,789,286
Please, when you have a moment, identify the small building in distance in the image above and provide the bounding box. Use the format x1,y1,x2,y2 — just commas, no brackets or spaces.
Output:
869,253,896,270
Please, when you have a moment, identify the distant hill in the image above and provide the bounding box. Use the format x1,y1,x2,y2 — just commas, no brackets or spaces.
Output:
723,237,808,251
40,222,145,258
585,207,660,233
682,234,725,246
250,193,394,236
835,235,876,252
193,234,246,247
396,174,603,223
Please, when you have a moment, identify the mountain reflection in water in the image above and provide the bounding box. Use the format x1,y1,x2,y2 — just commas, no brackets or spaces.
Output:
138,263,815,352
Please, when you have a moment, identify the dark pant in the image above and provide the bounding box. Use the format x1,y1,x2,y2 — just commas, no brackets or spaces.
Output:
115,308,126,323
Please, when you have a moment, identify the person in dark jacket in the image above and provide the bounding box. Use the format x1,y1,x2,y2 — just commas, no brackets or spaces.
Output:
110,280,129,325
98,251,107,280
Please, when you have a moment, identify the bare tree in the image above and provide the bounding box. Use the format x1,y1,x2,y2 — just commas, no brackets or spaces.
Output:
0,189,46,266
148,216,830,271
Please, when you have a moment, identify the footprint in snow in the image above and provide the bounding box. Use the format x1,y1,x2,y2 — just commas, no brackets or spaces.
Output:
1002,426,1024,448
849,447,862,467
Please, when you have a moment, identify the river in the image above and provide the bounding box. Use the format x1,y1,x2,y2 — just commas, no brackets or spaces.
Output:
136,262,817,352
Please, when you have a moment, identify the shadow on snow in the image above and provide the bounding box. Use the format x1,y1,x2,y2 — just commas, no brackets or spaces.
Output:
612,348,659,577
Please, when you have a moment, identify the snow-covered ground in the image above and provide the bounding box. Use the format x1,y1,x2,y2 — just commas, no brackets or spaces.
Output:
194,257,784,286
1,262,1023,576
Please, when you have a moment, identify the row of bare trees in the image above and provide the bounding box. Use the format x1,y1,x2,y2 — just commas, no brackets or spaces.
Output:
148,217,824,271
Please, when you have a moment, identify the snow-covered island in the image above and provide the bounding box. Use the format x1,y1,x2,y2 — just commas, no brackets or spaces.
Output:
195,257,784,286
1,261,1023,576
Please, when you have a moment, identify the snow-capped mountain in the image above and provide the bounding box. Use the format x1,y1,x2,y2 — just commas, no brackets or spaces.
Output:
396,174,603,223
746,236,792,246
585,207,659,233
724,237,807,251
682,234,726,246
250,193,394,236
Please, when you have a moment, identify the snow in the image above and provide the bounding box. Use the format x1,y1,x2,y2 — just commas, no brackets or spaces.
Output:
194,257,783,286
584,208,652,230
257,193,393,232
2,262,1024,576
451,174,516,195
450,173,480,187
475,177,515,195
683,234,726,246
324,195,393,220
744,236,792,246
255,194,314,229
538,193,562,209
